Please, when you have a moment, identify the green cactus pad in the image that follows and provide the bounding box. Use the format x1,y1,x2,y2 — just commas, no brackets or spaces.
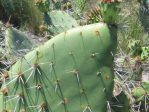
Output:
44,10,78,35
132,81,149,111
99,1,120,23
5,27,34,56
132,81,149,102
1,23,117,112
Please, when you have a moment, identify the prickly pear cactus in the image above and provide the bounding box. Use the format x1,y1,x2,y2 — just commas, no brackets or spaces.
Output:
5,27,34,57
132,81,149,111
81,0,120,25
0,23,117,112
132,81,149,101
44,10,78,35
99,0,120,23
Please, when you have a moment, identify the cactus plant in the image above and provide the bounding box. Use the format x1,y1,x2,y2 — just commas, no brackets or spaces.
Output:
44,10,79,35
99,0,120,23
132,81,149,112
0,0,121,111
0,22,118,112
79,0,121,25
132,81,149,101
5,27,34,57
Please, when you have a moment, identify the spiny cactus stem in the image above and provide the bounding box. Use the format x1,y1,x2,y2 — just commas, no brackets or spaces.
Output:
68,69,91,106
1,23,117,111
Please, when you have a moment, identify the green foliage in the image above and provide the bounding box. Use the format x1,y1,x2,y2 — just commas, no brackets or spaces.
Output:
0,23,117,112
117,0,149,51
141,46,149,60
128,39,149,60
128,39,142,57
